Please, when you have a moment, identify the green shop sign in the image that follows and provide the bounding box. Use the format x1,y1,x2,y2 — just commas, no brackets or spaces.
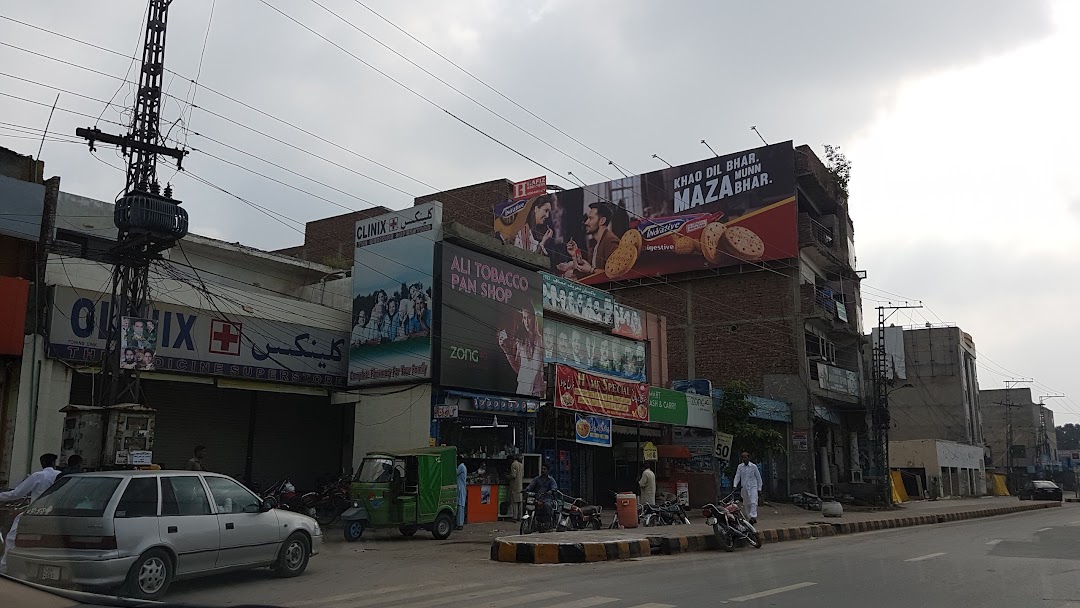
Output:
648,387,714,429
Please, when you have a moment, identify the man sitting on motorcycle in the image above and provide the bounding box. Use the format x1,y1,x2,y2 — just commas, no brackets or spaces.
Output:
526,464,558,526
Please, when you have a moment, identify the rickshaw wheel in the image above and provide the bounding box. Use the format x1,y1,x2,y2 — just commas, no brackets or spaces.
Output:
399,525,418,537
343,520,365,542
432,511,454,540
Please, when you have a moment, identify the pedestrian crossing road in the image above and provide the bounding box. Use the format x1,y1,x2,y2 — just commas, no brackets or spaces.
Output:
285,582,676,608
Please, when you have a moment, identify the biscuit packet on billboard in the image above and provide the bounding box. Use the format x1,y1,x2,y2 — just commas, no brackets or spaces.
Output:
633,212,722,258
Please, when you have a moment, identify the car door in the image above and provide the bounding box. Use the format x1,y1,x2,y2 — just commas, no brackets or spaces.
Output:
159,475,220,575
203,475,281,567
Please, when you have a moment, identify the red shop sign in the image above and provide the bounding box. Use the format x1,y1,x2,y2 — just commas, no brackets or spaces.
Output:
554,364,649,422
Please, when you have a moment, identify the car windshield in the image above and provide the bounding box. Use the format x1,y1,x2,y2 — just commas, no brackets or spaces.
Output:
356,458,395,483
26,476,122,517
1032,481,1057,488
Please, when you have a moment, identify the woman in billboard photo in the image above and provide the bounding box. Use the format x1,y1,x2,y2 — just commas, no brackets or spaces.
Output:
497,307,544,396
512,195,555,255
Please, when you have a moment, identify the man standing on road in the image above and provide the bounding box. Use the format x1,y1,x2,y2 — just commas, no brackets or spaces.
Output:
638,461,656,506
456,457,467,530
733,451,763,524
508,454,524,522
0,453,60,574
186,445,206,471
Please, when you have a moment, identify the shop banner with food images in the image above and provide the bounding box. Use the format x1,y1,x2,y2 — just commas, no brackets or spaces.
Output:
498,142,796,285
574,413,612,447
554,364,649,422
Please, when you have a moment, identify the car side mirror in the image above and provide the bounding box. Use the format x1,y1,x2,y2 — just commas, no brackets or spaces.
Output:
260,499,273,513
245,500,272,514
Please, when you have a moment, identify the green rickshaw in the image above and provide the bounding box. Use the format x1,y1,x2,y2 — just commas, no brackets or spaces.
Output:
342,446,458,541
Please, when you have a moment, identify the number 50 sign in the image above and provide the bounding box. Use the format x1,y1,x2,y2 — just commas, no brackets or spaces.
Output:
714,432,734,461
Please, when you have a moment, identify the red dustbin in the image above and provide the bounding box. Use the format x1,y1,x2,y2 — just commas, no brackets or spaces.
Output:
616,492,638,528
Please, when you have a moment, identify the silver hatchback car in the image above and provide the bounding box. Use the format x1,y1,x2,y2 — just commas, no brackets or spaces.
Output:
6,470,321,600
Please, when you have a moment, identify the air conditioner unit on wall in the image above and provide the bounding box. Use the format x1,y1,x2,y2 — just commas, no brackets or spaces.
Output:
850,470,864,483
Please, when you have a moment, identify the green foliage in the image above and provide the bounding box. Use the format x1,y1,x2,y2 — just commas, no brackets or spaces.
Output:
715,380,785,475
1057,424,1080,451
822,144,851,196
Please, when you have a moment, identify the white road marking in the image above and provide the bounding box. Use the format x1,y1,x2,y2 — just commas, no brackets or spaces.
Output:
986,539,1002,546
905,552,947,562
483,592,571,607
1037,527,1053,532
287,583,443,607
333,584,494,608
624,604,677,608
1070,520,1080,525
540,598,620,608
729,582,817,602
390,586,514,608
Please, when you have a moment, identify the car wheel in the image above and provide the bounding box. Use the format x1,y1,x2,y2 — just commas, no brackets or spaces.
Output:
432,511,454,540
343,520,365,542
273,533,310,578
399,525,418,537
125,548,172,600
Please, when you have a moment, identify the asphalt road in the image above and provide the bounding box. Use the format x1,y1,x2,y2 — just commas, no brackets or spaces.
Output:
168,502,1080,608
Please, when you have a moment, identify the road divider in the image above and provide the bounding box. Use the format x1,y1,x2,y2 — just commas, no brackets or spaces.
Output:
490,500,1062,563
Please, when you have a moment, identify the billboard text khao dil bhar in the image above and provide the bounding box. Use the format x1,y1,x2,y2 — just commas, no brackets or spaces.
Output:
554,364,649,422
503,142,797,285
439,243,544,398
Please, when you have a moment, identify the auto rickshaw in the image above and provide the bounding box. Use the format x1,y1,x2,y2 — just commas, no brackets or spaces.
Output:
341,446,458,541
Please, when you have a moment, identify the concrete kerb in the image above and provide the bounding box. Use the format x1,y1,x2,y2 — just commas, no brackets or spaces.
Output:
489,501,1062,563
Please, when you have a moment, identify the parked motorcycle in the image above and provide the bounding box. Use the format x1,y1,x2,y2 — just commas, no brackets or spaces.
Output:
703,492,762,552
520,491,562,534
554,491,603,531
309,474,352,526
656,499,691,525
261,478,317,519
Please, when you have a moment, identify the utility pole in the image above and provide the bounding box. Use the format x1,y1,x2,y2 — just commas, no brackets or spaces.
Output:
872,303,922,506
1000,379,1031,491
76,0,188,407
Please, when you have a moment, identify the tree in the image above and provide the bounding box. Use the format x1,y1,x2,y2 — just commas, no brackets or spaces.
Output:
822,144,851,196
715,380,785,476
1057,424,1080,451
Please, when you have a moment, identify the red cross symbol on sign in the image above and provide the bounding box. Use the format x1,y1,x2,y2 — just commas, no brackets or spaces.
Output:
209,319,242,356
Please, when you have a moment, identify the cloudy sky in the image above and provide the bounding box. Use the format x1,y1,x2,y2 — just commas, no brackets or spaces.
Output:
2,1,1079,422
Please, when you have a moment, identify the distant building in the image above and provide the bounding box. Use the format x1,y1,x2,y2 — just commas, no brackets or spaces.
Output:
980,387,1058,474
878,325,984,447
890,438,985,497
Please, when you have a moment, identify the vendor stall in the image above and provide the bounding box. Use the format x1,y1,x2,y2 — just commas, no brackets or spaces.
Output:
433,391,540,522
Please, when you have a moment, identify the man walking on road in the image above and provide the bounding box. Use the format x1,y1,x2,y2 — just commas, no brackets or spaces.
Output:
456,456,467,530
0,453,60,573
733,451,763,524
638,461,656,506
508,454,524,521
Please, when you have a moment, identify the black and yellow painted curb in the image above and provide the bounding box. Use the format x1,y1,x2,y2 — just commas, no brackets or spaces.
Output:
490,501,1061,563
490,538,651,564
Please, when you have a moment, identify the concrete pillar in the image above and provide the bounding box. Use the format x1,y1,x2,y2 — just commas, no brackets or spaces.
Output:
7,335,70,482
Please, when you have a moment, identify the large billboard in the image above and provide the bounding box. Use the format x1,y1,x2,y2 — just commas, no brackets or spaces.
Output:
48,286,347,387
439,242,544,397
542,318,645,382
349,203,441,386
500,142,796,285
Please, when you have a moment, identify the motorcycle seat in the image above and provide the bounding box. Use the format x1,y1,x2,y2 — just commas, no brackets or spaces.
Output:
577,506,597,516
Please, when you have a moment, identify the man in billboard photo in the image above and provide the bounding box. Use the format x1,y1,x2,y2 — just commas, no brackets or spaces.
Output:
406,296,431,337
570,329,587,365
497,307,544,396
138,349,155,371
543,322,556,360
599,338,613,370
558,202,624,280
121,348,137,370
557,288,568,312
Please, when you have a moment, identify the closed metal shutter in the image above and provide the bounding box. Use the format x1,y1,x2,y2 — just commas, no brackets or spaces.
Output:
143,380,252,477
250,391,345,492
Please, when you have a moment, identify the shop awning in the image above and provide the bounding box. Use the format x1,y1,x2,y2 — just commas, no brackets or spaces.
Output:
657,445,693,459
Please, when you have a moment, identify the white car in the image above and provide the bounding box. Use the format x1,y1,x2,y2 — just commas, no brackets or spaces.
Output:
7,470,321,600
